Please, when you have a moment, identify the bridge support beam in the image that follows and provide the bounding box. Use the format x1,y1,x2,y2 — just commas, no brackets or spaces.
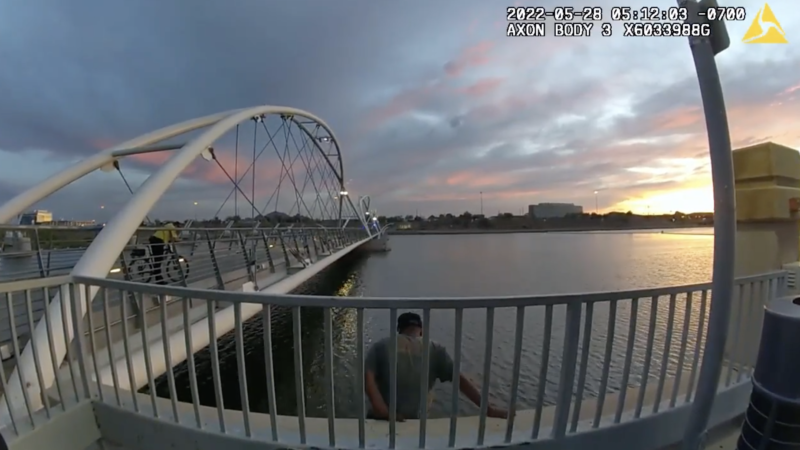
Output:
730,141,800,366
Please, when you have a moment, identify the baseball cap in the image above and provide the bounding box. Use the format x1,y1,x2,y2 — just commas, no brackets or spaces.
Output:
397,312,423,332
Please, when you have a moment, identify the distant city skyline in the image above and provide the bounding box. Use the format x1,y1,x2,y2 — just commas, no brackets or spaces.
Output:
28,201,712,225
0,1,797,221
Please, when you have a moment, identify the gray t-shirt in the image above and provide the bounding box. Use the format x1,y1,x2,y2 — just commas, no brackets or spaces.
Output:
365,334,455,419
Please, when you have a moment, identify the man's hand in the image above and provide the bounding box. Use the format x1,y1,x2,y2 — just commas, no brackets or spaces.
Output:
487,406,509,419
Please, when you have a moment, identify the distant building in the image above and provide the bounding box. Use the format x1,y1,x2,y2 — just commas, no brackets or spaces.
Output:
50,219,97,227
19,211,98,227
19,210,53,225
528,203,583,219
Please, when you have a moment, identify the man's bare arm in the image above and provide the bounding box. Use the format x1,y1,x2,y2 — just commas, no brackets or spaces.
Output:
458,374,483,406
365,370,389,418
458,374,509,419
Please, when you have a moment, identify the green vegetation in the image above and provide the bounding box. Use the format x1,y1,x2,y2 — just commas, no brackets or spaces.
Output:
383,211,713,234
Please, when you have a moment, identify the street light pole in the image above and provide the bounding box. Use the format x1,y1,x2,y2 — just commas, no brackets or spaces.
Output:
480,191,483,216
679,2,733,449
594,191,598,214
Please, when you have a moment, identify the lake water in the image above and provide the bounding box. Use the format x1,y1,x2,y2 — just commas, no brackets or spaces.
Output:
155,229,716,418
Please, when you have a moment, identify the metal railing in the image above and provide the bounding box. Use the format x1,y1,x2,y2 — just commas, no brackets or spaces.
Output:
0,271,785,449
0,225,369,283
0,225,370,351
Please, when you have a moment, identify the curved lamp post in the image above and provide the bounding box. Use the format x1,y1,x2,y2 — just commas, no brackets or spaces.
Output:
678,1,734,449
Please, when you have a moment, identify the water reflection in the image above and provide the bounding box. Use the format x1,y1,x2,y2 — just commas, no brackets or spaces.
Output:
151,230,718,418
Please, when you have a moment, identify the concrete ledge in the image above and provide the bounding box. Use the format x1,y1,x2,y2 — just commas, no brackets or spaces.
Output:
80,367,745,450
87,380,751,450
2,400,99,450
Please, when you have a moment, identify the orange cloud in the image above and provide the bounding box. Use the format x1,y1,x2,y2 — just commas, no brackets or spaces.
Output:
458,77,504,97
359,41,498,132
444,41,494,78
89,137,117,150
607,93,800,214
402,86,800,216
614,183,713,215
443,170,518,188
783,83,800,96
727,96,799,145
128,147,300,192
131,152,170,166
361,84,439,132
650,107,704,133
465,90,541,123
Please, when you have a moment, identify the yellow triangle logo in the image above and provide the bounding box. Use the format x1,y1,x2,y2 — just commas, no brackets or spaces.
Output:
742,3,788,44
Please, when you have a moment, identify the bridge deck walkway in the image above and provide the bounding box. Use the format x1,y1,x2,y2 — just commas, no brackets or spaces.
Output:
0,227,370,387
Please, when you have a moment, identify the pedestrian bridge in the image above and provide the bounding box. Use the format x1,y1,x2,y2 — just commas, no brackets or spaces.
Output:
0,223,385,347
0,103,393,447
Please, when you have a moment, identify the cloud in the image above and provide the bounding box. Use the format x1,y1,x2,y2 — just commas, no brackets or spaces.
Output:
443,41,495,78
0,0,798,220
458,77,505,97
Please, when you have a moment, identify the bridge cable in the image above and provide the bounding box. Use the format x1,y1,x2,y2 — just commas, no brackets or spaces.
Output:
209,149,266,220
207,115,341,224
211,122,285,220
114,160,153,225
291,130,322,218
285,127,314,217
256,129,307,215
289,124,327,219
256,118,292,215
252,117,258,219
234,124,239,218
299,124,340,220
262,118,316,219
307,122,345,220
284,122,302,216
313,126,345,220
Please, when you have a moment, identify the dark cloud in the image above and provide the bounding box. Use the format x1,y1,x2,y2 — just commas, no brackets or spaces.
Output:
0,0,798,218
0,181,21,204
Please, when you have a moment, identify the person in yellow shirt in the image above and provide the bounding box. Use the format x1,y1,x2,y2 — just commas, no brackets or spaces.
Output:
149,222,181,284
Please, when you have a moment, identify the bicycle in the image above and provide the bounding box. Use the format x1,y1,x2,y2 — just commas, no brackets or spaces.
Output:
127,243,191,284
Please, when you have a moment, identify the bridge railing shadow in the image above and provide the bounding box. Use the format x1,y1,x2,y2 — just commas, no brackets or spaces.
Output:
0,270,785,449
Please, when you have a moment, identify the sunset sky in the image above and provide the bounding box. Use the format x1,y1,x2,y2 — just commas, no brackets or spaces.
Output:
0,0,797,220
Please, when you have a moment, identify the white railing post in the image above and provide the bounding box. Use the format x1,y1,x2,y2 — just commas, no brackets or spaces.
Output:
552,302,582,438
0,280,84,423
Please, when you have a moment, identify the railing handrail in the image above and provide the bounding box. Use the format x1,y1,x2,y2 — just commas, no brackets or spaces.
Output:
0,224,354,231
0,268,782,448
71,270,786,309
0,225,355,231
0,274,72,292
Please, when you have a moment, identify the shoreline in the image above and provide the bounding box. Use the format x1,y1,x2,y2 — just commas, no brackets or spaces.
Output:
387,224,712,236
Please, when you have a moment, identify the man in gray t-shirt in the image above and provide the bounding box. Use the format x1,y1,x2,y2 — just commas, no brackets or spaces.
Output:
365,312,508,421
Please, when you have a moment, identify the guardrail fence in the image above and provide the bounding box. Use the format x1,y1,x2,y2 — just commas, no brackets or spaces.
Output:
0,226,369,358
0,225,369,284
0,271,784,449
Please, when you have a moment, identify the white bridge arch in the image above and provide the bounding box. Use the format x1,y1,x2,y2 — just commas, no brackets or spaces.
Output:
0,106,375,422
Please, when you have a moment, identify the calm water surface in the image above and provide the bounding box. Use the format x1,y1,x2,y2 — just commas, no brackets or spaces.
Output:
156,229,715,418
